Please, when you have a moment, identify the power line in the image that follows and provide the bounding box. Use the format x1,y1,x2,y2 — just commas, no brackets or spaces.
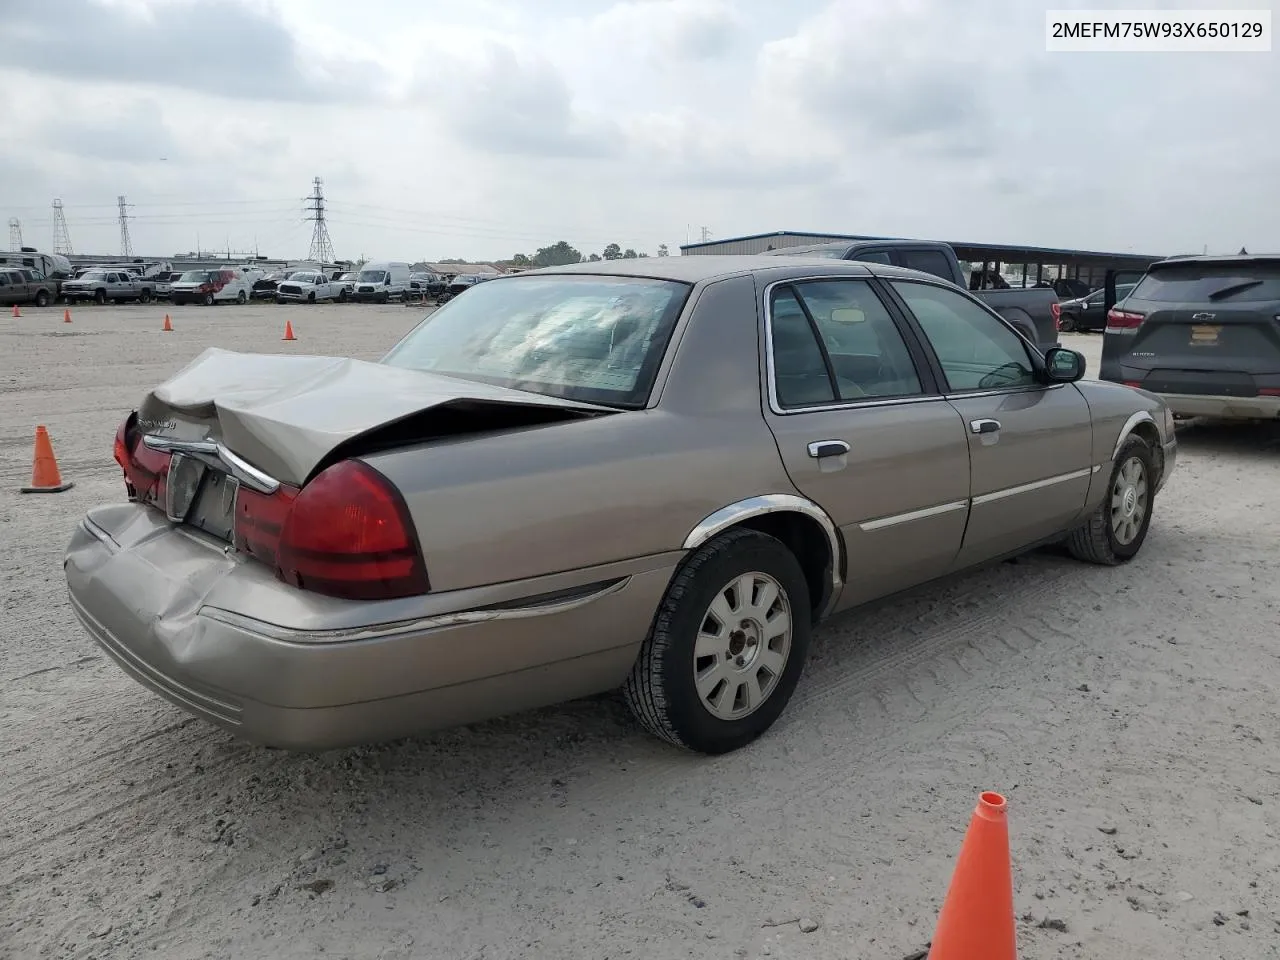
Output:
118,195,133,258
305,176,335,262
52,199,73,255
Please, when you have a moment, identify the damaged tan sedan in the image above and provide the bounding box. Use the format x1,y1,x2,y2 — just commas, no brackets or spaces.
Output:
65,257,1178,754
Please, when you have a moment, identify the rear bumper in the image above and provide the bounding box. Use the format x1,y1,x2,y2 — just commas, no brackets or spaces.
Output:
64,505,670,750
1157,393,1280,420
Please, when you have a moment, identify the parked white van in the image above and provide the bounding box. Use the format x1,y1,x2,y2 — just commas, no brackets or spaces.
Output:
352,261,411,302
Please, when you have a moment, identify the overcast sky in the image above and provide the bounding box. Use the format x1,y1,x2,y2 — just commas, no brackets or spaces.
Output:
2,0,1276,262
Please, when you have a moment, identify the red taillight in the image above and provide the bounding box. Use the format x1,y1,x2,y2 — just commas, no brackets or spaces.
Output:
1259,387,1280,397
114,413,170,504
234,460,428,601
1106,308,1146,332
1123,381,1143,389
233,483,299,564
1051,301,1061,329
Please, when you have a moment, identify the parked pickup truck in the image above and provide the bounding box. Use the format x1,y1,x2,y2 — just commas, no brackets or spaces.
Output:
61,268,157,305
762,239,1061,351
274,270,349,303
0,267,57,308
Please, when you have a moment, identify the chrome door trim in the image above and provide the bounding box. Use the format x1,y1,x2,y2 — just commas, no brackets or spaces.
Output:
761,275,942,417
143,435,281,494
970,467,1094,506
859,500,969,532
684,493,843,617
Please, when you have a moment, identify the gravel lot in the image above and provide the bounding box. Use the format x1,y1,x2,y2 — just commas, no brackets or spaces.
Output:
3,302,1279,960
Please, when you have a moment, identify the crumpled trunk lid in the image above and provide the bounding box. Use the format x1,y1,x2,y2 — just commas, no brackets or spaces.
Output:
136,347,609,486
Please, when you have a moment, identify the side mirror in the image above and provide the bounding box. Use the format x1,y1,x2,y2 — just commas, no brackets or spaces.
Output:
1043,347,1086,383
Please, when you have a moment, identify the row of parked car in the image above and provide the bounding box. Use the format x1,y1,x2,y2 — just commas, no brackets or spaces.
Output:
252,263,496,305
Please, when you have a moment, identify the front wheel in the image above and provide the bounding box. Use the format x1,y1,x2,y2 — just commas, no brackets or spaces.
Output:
623,528,812,754
94,290,107,305
203,292,215,306
1058,313,1077,333
1067,434,1156,565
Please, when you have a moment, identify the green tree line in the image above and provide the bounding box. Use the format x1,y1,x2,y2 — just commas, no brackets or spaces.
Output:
508,241,670,269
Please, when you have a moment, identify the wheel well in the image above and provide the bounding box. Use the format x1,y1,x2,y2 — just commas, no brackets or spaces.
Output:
731,511,836,620
1129,420,1164,484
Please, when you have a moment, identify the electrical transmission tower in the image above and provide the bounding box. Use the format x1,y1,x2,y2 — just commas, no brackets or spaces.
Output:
51,199,74,255
699,226,712,242
305,177,335,262
8,218,21,251
117,195,133,258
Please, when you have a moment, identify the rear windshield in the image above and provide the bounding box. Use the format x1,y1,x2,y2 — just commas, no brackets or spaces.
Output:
765,246,848,259
1131,263,1280,302
381,275,691,408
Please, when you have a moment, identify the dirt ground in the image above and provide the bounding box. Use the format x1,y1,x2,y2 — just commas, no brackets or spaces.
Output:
2,301,1279,960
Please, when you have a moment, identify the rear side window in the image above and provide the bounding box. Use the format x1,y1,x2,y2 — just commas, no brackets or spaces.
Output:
1131,263,1280,302
850,250,892,264
770,280,923,408
898,249,956,282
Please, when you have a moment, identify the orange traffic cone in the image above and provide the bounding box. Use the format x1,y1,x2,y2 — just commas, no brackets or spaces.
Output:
63,307,72,323
928,791,1016,960
11,303,19,318
282,320,296,341
20,426,75,494
162,313,173,332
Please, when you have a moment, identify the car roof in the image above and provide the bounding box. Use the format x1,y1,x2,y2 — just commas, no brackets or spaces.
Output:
518,254,949,286
1152,254,1280,268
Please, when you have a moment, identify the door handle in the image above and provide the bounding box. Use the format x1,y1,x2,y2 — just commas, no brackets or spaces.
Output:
970,419,1001,435
807,440,850,459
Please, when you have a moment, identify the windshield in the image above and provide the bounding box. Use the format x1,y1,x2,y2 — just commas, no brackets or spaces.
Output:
1131,263,1280,302
78,271,109,281
359,270,387,282
381,275,691,408
179,271,213,283
289,273,317,283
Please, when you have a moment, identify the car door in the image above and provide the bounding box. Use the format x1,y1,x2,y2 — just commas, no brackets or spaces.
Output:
761,276,973,609
884,278,1094,568
0,271,15,305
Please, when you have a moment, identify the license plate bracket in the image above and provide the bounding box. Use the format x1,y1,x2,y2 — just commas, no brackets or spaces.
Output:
1189,324,1221,346
166,452,207,522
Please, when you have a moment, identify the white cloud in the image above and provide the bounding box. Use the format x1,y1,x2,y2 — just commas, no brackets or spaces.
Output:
2,0,1277,261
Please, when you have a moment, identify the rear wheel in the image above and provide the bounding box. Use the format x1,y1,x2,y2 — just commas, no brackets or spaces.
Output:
1067,433,1155,565
237,290,247,304
624,528,811,754
139,289,152,305
34,290,50,308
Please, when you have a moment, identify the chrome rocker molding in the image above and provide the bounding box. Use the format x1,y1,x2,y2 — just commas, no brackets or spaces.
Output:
683,494,844,617
143,434,281,494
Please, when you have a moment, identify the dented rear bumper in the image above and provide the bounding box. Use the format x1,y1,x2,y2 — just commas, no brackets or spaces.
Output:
64,504,669,750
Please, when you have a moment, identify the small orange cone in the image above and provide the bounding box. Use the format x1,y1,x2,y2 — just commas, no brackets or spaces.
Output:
282,320,296,341
928,791,1016,960
162,313,173,332
11,303,19,318
20,425,75,494
63,307,72,323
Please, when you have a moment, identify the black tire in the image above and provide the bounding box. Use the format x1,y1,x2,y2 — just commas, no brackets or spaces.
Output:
203,292,215,307
94,289,107,305
237,290,247,304
1058,313,1077,333
623,528,812,754
140,289,153,304
34,290,50,308
307,292,315,303
1067,433,1156,565
337,289,348,303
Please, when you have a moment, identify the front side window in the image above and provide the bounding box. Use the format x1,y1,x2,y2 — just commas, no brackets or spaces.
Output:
891,280,1036,392
770,279,923,409
381,275,690,408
